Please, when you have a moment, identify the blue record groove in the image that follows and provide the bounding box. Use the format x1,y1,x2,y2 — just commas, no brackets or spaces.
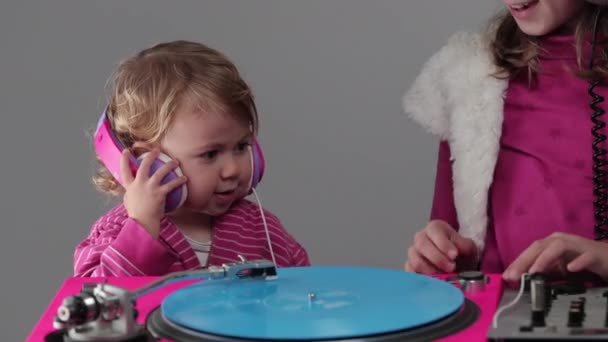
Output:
160,266,464,340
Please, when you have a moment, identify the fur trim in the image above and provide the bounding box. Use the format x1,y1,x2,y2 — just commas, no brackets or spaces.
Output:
403,32,509,256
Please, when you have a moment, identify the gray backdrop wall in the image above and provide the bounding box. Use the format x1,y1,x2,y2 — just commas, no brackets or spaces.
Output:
1,1,502,340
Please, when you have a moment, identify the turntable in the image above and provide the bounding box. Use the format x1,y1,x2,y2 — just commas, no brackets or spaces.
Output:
28,258,503,341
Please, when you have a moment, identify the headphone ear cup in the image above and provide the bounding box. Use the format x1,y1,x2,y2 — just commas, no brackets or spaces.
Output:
136,152,188,212
249,139,265,191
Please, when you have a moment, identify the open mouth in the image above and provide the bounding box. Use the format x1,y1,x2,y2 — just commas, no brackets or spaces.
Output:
214,188,238,204
510,1,538,11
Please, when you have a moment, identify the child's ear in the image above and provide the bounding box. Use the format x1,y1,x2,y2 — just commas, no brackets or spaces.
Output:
129,141,157,158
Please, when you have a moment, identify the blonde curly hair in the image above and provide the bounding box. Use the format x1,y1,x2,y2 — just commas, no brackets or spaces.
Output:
93,40,258,195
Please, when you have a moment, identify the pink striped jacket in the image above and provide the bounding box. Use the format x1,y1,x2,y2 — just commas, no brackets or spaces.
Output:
74,200,310,276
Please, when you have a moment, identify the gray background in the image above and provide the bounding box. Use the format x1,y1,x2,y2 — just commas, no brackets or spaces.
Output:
1,1,502,340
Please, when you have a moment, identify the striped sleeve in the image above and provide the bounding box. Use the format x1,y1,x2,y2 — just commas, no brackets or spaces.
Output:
263,210,310,267
73,208,179,277
207,200,311,267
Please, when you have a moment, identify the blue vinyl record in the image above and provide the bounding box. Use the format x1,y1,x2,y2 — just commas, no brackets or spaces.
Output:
160,266,464,340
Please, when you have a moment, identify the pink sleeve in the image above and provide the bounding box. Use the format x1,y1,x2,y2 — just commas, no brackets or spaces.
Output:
430,141,460,231
287,240,311,267
73,217,179,277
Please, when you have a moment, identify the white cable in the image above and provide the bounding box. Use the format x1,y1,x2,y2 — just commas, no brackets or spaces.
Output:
492,273,529,328
251,188,277,267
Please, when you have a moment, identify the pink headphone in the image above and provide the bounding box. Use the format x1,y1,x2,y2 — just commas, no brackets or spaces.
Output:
93,109,265,212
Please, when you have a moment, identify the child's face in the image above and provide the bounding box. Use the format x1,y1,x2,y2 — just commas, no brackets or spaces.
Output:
504,0,585,36
160,101,253,216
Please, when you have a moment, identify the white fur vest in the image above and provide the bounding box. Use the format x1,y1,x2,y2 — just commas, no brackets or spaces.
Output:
402,32,509,254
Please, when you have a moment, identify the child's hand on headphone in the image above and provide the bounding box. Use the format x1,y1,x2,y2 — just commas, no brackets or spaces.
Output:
120,148,187,238
404,220,478,274
503,232,608,283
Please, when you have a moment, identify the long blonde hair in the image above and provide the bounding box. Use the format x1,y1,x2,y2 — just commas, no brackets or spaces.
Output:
93,40,258,195
489,4,608,81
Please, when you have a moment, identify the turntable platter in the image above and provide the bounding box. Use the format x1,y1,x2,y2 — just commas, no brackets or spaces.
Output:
155,266,465,340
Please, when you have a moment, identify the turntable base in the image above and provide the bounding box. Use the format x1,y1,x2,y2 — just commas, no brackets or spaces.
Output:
28,266,504,342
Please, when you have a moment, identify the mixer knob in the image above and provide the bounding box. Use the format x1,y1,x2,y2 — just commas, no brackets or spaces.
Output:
567,298,586,327
449,271,489,294
529,273,547,327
